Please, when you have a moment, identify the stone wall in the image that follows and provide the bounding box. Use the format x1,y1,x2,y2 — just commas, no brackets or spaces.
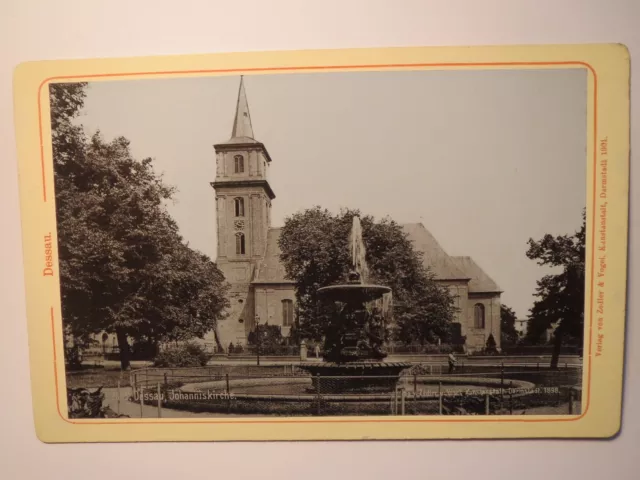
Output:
439,280,470,326
215,187,270,261
215,284,254,348
216,148,269,182
464,293,502,352
253,284,296,338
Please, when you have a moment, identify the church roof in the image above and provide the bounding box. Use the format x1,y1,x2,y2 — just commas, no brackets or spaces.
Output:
218,76,260,146
400,223,469,281
251,223,500,293
450,256,502,293
252,228,294,284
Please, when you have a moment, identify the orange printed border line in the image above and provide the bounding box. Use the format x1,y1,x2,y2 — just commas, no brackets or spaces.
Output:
39,60,597,426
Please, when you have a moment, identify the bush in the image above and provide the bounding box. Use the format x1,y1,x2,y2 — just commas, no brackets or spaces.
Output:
470,334,502,356
478,334,499,355
153,342,209,367
130,339,159,360
65,345,84,369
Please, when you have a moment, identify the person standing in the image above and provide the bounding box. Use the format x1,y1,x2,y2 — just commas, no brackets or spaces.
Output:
448,352,457,374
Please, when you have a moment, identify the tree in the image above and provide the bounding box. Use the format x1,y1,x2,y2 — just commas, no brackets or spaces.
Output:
248,324,285,354
278,207,456,347
500,304,519,346
524,210,585,368
51,83,229,370
484,333,498,354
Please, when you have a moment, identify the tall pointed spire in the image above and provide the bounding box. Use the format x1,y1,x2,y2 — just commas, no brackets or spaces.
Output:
230,76,255,141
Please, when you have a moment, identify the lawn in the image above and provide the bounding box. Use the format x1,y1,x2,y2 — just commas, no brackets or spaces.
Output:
66,366,136,389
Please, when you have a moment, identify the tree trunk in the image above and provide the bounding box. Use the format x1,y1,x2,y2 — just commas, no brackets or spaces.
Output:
116,328,131,371
149,339,159,358
213,325,224,352
550,329,564,370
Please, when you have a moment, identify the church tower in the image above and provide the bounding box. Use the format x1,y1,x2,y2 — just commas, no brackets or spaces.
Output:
211,77,275,348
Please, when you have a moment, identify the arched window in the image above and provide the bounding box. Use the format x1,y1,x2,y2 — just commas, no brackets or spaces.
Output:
234,155,244,173
282,299,294,327
474,303,485,329
234,197,245,217
235,233,245,255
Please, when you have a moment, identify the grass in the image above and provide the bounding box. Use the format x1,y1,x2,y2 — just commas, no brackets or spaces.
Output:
66,365,135,388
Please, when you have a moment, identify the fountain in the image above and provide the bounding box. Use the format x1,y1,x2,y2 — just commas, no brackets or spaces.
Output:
299,216,412,393
157,216,541,415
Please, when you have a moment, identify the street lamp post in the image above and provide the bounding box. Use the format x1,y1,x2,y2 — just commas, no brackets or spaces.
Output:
255,314,261,366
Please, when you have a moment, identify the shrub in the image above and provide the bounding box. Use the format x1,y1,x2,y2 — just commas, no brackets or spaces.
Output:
65,345,84,369
465,342,499,356
153,342,209,367
481,334,499,355
130,339,159,360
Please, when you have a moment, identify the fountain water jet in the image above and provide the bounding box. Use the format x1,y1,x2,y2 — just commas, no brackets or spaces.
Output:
349,215,369,283
299,216,411,393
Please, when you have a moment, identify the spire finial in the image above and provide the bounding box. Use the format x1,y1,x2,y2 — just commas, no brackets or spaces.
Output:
231,76,254,140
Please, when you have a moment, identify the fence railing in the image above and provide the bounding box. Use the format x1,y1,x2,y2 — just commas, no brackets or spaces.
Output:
126,363,582,417
385,344,465,354
230,345,302,356
130,364,304,390
129,362,583,388
81,343,584,360
499,345,583,356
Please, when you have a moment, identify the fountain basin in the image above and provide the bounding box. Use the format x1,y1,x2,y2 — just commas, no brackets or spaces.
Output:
298,362,411,393
179,375,536,400
143,375,539,416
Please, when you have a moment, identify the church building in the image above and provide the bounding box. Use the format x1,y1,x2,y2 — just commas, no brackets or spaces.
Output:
208,78,502,353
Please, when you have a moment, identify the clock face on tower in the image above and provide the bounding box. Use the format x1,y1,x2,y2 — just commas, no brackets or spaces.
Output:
234,220,245,230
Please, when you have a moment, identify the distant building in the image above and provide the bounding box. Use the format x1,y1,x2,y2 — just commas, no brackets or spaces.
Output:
207,77,503,353
515,318,528,338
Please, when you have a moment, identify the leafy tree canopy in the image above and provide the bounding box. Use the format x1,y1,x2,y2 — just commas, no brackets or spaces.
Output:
500,304,519,346
524,210,585,367
278,207,456,346
51,83,229,369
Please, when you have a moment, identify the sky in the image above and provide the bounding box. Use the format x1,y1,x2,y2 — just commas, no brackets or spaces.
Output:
73,68,587,319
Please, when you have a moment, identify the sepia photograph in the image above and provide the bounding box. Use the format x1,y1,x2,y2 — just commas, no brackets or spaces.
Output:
3,0,638,475
55,68,588,419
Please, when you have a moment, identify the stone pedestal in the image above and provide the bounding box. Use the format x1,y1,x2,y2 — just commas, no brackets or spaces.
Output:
300,340,307,361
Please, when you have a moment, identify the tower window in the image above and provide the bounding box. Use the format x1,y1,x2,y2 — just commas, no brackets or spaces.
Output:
234,197,245,217
474,303,485,329
235,233,246,255
234,155,244,173
282,299,294,327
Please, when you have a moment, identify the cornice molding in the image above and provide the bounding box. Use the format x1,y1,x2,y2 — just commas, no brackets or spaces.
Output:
211,179,276,200
213,142,273,163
